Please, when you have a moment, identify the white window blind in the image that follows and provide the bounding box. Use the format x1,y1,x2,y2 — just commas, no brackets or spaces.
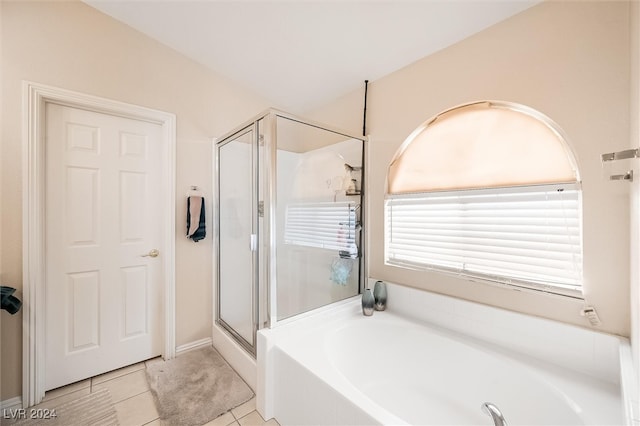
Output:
285,202,359,257
385,185,582,296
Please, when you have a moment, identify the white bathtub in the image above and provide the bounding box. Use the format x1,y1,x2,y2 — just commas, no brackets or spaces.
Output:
258,285,626,425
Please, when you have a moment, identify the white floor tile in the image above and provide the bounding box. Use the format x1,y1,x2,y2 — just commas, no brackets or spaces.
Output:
9,387,130,425
31,360,282,426
203,411,235,426
237,411,266,426
93,369,149,404
42,379,90,402
231,398,256,420
114,391,158,426
32,388,91,410
92,362,146,385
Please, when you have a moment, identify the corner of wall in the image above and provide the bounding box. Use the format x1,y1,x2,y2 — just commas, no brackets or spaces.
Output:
629,0,640,403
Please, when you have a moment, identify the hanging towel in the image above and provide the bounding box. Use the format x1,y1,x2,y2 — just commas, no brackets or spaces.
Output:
187,196,206,242
1,286,22,315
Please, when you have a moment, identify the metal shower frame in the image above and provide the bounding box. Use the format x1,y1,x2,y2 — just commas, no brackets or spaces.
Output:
214,108,367,356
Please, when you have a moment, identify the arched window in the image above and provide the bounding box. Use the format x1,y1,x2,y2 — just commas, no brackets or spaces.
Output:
385,101,583,297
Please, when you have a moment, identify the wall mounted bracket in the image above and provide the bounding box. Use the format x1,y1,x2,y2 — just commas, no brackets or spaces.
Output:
601,148,639,162
609,170,633,182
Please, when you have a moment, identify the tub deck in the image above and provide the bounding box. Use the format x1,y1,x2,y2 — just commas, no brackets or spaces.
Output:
258,298,623,425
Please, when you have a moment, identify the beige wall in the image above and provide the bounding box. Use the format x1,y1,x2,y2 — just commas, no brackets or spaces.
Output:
2,0,635,404
309,1,632,337
0,0,271,400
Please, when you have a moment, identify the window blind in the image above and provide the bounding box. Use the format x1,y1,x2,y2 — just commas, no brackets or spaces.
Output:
385,185,582,295
285,201,359,256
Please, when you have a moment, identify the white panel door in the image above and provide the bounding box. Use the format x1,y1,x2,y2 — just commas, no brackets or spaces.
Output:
45,103,163,390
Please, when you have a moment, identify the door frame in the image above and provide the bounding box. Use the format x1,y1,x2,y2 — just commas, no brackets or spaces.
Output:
214,123,260,356
22,81,176,407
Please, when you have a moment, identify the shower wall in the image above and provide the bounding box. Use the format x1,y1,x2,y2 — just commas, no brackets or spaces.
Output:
275,137,363,320
215,111,364,354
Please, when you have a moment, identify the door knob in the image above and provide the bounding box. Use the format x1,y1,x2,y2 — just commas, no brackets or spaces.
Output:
141,249,159,258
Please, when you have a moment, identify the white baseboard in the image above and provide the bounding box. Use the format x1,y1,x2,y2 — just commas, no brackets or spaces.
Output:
0,396,23,411
176,337,212,356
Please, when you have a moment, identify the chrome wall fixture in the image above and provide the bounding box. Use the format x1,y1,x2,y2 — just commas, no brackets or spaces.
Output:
601,148,639,162
601,148,638,182
610,170,634,182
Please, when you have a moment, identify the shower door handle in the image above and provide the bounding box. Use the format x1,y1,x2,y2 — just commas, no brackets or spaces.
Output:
250,234,257,251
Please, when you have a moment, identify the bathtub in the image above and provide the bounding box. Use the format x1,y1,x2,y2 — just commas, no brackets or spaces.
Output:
257,284,626,425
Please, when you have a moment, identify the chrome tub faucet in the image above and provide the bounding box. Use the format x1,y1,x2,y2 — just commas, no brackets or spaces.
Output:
481,402,507,426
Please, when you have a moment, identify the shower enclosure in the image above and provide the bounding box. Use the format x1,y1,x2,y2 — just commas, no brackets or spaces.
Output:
215,110,366,355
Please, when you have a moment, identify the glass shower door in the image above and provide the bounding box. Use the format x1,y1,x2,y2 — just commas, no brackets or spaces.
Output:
217,125,257,352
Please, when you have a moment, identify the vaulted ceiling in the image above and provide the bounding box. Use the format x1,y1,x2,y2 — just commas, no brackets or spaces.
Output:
85,0,539,112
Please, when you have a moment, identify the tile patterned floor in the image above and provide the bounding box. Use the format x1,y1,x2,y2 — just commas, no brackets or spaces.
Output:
35,358,279,426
